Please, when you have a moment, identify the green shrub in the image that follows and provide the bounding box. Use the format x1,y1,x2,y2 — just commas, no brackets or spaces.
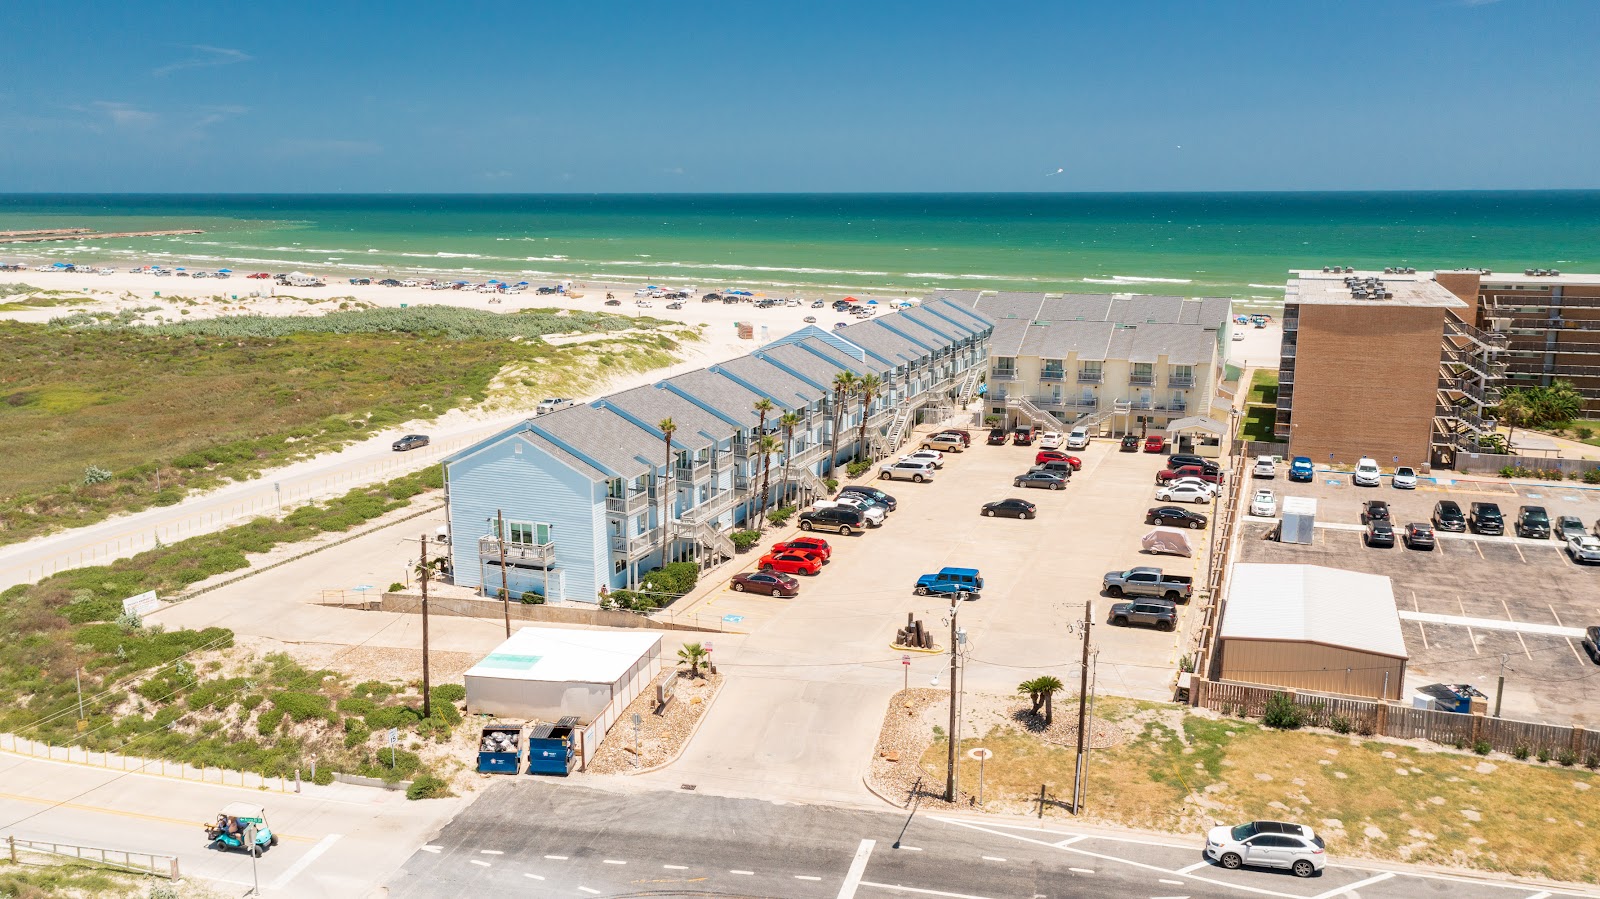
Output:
364,705,421,730
824,478,839,493
336,697,377,715
1585,468,1600,485
1260,692,1306,730
406,771,452,800
270,691,332,723
766,505,796,526
846,460,872,478
1473,740,1491,756
256,707,285,736
1514,745,1530,760
240,694,264,712
351,680,394,699
1558,750,1577,767
1538,747,1551,763
1498,466,1518,479
312,765,335,785
640,562,698,598
388,582,405,592
431,684,466,703
518,591,544,604
1329,714,1353,735
343,717,372,747
1585,753,1599,770
730,529,762,552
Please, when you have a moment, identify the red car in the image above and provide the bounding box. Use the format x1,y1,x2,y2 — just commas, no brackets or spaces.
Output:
1144,435,1167,453
769,537,831,561
933,429,972,447
1034,450,1083,470
1155,465,1224,485
247,272,272,279
758,551,824,576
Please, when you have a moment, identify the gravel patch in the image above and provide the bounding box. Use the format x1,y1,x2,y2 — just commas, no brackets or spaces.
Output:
586,669,721,774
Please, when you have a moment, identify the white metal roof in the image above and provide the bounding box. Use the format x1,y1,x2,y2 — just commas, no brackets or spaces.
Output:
1281,496,1317,515
1221,563,1408,659
465,627,662,685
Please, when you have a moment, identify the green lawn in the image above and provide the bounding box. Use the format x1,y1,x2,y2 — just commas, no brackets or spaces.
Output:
0,306,686,545
1245,369,1278,405
1238,404,1278,442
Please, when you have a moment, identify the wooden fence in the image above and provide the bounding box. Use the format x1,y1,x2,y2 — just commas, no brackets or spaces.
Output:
7,836,178,880
1192,678,1600,759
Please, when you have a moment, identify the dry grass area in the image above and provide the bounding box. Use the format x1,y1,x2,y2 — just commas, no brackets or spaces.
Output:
587,669,721,774
911,698,1600,884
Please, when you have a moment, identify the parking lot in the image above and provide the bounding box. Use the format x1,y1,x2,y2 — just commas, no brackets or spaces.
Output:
691,424,1218,701
1237,469,1600,727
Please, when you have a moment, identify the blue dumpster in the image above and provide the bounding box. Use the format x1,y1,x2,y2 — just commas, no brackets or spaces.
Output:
525,716,578,776
477,725,525,774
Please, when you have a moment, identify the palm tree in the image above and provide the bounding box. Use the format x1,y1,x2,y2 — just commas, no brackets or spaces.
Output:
756,434,782,529
750,398,775,524
658,417,676,563
1017,675,1066,725
1017,678,1046,716
1538,380,1583,427
777,411,801,504
677,642,708,676
1496,390,1528,453
828,371,858,476
855,373,884,462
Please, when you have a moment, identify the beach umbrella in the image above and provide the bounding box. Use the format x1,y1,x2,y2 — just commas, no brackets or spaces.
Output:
217,268,232,273
52,262,70,268
842,295,858,303
517,281,529,285
866,299,879,305
454,280,469,285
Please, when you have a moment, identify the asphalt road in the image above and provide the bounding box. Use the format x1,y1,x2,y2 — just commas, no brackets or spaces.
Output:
0,753,463,896
387,781,1591,899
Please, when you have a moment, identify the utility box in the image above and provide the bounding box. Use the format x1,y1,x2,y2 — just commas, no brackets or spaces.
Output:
476,725,524,774
525,716,579,776
1278,496,1317,544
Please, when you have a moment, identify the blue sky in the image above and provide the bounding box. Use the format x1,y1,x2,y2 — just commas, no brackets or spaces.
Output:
1,1,1595,192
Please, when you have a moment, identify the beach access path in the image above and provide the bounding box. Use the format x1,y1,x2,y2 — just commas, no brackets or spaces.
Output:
0,271,895,590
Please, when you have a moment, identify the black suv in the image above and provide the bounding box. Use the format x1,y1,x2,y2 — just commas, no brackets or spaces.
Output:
838,485,896,512
1469,502,1505,535
797,506,866,536
1516,505,1550,539
1168,454,1221,474
987,428,1008,445
1433,500,1467,532
1361,500,1390,524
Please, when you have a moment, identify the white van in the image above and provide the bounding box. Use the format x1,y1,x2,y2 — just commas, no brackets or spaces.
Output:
879,460,937,483
1353,457,1382,487
1252,455,1276,478
1065,427,1091,449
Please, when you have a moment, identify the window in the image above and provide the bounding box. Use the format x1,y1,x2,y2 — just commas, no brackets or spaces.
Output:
615,559,626,574
994,357,1017,379
1041,358,1064,380
507,521,550,545
1130,363,1154,385
1169,364,1195,386
1077,361,1102,382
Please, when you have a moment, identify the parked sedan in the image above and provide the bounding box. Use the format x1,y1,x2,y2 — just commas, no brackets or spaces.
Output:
1584,626,1600,664
1034,450,1082,470
1014,471,1067,490
758,551,824,576
1146,506,1207,529
1403,522,1436,550
1167,477,1219,497
769,536,830,561
1566,534,1600,565
1364,519,1396,547
1155,483,1212,504
1038,431,1065,450
392,434,430,451
1392,466,1418,489
981,498,1037,519
730,570,799,597
1250,489,1277,517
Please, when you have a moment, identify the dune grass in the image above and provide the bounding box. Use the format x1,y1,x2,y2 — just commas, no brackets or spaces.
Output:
0,307,686,545
925,702,1600,883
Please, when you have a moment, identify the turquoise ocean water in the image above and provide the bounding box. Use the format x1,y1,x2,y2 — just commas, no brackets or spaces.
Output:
2,192,1598,301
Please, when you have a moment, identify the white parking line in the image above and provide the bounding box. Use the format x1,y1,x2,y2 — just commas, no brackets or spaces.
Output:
480,849,503,855
1398,610,1584,638
1068,867,1095,874
1173,860,1210,874
798,875,824,880
418,845,441,854
899,845,923,851
524,873,545,881
981,856,1007,862
1310,871,1394,898
545,854,568,860
857,882,1007,899
730,869,755,875
1159,879,1185,885
603,859,626,865
469,859,490,867
664,864,689,870
1523,891,1552,899
269,834,343,890
579,888,601,896
838,839,877,899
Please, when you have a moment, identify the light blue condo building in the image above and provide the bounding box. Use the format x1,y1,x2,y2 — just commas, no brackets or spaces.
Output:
441,298,995,605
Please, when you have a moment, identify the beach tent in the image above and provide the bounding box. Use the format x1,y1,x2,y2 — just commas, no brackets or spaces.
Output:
866,299,879,305
1141,527,1193,557
217,268,231,273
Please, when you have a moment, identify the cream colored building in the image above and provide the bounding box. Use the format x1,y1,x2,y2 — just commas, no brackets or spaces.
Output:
947,291,1232,434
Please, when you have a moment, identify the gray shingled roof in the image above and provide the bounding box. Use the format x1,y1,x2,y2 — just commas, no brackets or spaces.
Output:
896,305,964,343
713,356,825,410
663,368,777,429
603,384,735,452
795,335,892,379
755,342,853,390
518,430,608,481
966,291,1225,362
926,296,995,333
837,320,927,366
527,403,659,479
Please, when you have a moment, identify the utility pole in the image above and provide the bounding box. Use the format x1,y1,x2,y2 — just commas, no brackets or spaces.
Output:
497,509,511,637
1493,653,1507,718
419,534,432,720
1073,600,1093,813
945,593,960,803
75,668,85,722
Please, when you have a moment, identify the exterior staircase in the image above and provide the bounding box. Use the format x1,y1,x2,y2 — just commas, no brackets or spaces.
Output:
956,368,983,405
1005,396,1068,432
789,466,830,501
872,400,919,457
681,517,734,567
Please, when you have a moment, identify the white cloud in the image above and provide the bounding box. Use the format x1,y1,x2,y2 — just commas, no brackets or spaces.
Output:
154,45,252,77
90,101,157,127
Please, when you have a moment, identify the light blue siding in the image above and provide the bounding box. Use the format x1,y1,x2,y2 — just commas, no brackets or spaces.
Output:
447,435,607,605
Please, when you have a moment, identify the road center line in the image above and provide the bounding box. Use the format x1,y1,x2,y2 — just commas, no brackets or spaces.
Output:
664,864,689,870
857,881,1007,899
479,849,503,855
838,838,876,899
1174,860,1210,874
544,854,568,860
798,875,824,880
523,873,544,881
730,869,755,875
469,859,490,867
579,888,601,896
268,833,343,890
1309,870,1394,899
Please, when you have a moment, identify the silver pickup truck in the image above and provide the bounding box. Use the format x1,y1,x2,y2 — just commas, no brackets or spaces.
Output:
1102,566,1194,603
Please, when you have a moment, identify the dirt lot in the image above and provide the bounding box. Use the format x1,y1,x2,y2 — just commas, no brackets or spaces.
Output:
1237,470,1600,727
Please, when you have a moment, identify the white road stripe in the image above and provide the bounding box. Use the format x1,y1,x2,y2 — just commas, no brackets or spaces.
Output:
469,859,490,867
1174,860,1210,874
798,875,824,880
417,845,441,854
603,859,627,865
664,864,689,870
730,869,755,875
479,849,503,855
857,882,1008,899
268,833,343,890
981,856,1007,862
1310,871,1394,899
1159,879,1185,885
1053,835,1086,848
579,888,601,896
837,838,876,899
1522,893,1551,899
545,854,568,860
899,845,923,851
1068,867,1094,874
1397,610,1582,638
524,873,545,881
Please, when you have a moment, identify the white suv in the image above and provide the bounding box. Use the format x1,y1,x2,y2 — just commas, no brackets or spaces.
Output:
1353,457,1381,487
1204,820,1326,878
1065,427,1091,449
1252,455,1276,478
879,460,936,483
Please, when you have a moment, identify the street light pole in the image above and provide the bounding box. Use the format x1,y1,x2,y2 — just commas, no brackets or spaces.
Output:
945,593,960,802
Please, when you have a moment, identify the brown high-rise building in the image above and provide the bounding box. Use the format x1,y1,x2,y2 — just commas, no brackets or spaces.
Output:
1275,270,1500,468
1435,270,1600,414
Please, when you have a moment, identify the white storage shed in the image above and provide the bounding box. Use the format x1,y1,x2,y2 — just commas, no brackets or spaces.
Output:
464,628,662,729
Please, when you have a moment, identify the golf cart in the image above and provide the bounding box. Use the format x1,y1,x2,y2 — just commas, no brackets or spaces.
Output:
205,802,277,856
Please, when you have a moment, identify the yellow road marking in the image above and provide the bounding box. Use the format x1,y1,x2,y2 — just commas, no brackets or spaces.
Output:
0,792,315,842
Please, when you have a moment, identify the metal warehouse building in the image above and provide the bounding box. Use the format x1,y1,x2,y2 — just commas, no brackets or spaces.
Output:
1218,563,1408,701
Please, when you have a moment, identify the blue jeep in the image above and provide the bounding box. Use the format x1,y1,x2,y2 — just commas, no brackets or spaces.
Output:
914,567,982,599
1288,456,1314,482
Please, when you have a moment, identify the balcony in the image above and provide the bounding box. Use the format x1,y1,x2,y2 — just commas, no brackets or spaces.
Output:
1039,370,1066,382
1167,376,1195,388
610,527,661,558
992,370,1018,382
479,535,555,567
676,460,712,482
1129,374,1155,387
1282,343,1297,358
686,487,738,521
605,487,653,514
1076,370,1103,384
